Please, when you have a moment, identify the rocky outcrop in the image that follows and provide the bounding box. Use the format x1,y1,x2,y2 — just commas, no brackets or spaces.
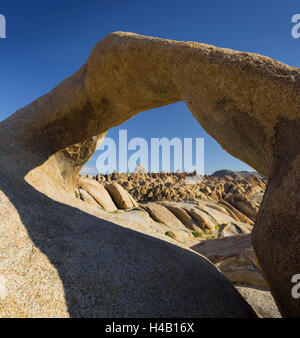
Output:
252,119,300,317
0,32,299,317
0,180,258,317
114,206,193,244
161,203,197,230
191,235,266,288
77,176,117,211
77,176,138,212
220,222,252,237
160,200,252,238
78,188,101,208
212,169,265,180
106,182,138,210
76,175,253,241
142,203,185,229
225,195,258,221
102,172,265,202
188,208,216,232
218,200,254,225
235,285,281,318
93,171,266,221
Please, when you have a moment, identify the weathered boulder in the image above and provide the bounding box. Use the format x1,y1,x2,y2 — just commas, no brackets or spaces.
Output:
142,203,185,228
235,285,281,318
77,177,117,211
220,222,252,237
202,202,229,215
188,208,215,232
106,182,138,210
78,188,101,208
191,234,266,288
217,258,265,288
200,205,236,225
117,206,192,243
159,200,252,238
225,195,258,221
160,202,199,231
218,200,254,225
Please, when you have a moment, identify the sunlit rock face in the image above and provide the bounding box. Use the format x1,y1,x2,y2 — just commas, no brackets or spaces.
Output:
0,32,299,317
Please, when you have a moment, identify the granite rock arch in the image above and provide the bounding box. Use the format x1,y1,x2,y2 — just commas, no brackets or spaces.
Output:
0,32,299,317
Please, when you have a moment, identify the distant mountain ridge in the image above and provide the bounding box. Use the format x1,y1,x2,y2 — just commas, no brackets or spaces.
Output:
211,169,265,180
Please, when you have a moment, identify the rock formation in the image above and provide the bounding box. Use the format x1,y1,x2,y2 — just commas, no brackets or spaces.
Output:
94,171,265,219
235,285,281,318
77,176,118,211
0,32,299,317
192,234,266,288
76,174,255,240
106,182,138,210
211,169,265,180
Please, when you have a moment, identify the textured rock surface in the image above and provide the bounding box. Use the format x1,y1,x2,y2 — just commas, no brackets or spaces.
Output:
115,206,195,244
161,203,197,230
77,176,117,211
188,208,216,232
77,176,253,241
78,188,100,208
225,195,258,221
235,285,281,318
106,182,138,210
98,171,266,214
219,200,254,224
212,169,265,180
191,234,266,288
0,31,299,316
0,180,257,317
220,223,251,237
142,203,186,229
252,120,300,317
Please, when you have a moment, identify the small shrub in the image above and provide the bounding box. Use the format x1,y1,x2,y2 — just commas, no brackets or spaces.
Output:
192,231,202,238
216,223,228,238
165,231,176,239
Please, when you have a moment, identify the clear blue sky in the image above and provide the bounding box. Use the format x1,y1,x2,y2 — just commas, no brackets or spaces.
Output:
1,1,299,174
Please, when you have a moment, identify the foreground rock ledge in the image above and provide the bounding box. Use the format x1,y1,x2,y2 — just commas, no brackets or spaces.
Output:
0,32,299,317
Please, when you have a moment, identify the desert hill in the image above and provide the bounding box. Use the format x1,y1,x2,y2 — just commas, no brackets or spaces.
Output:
211,169,265,180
